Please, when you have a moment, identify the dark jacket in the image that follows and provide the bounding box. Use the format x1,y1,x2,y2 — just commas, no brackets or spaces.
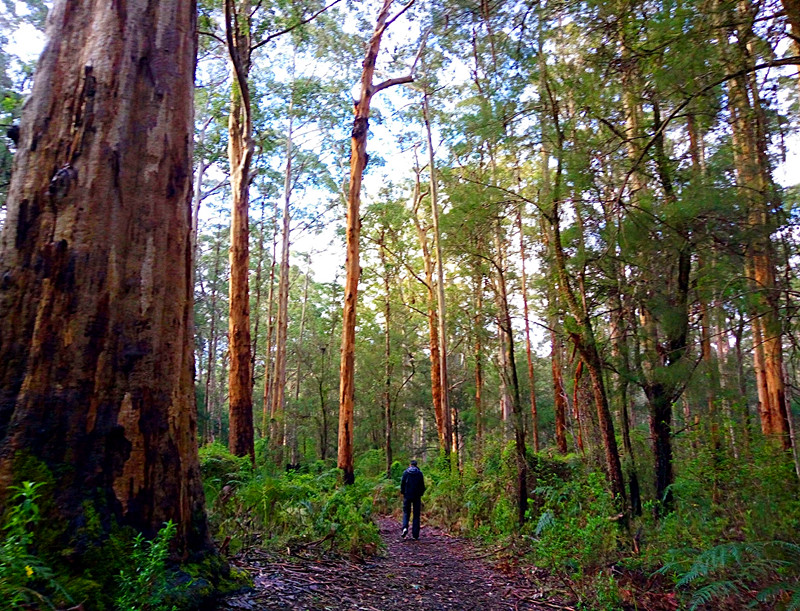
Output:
401,465,425,500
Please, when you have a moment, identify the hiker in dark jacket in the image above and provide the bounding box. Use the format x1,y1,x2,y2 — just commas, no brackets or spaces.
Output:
400,460,425,540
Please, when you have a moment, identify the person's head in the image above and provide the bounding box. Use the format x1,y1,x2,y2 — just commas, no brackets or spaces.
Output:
410,460,417,467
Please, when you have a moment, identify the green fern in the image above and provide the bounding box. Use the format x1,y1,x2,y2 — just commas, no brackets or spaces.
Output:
534,510,555,537
660,541,800,609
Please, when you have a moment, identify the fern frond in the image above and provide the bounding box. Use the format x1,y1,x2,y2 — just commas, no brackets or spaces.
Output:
534,510,555,537
787,585,800,611
689,580,741,610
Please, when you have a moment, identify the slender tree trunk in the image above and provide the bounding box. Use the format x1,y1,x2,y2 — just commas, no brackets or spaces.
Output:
203,236,223,445
294,261,311,403
552,328,568,453
473,263,484,450
546,104,626,505
733,312,754,445
338,0,412,484
411,175,446,450
423,92,453,457
286,263,310,465
537,38,567,455
572,360,586,455
261,203,279,437
380,232,393,478
251,203,267,383
493,224,528,527
517,208,539,452
191,117,211,261
0,0,211,557
271,108,294,462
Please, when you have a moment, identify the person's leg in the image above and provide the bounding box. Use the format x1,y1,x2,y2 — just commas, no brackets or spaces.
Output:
411,497,421,539
402,497,411,536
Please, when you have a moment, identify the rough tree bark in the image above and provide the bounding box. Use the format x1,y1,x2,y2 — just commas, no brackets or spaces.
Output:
337,0,413,484
0,0,212,560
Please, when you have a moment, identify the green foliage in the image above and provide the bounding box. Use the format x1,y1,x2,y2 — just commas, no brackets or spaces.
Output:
114,521,182,611
202,453,384,558
658,541,800,610
0,482,70,610
198,441,253,506
529,471,620,574
580,570,623,611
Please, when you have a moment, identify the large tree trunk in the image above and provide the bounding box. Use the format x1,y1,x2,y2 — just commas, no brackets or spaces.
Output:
225,0,255,462
0,0,211,560
338,0,411,484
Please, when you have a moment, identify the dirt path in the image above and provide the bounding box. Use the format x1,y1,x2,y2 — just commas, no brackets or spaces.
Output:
216,516,569,611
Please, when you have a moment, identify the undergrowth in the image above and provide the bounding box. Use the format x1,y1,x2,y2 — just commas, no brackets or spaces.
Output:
201,443,384,558
198,430,800,610
0,482,69,609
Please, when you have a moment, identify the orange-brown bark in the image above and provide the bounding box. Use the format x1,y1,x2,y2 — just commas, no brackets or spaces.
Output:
338,0,412,483
225,0,255,462
728,45,790,448
411,176,446,450
423,92,454,457
0,0,210,556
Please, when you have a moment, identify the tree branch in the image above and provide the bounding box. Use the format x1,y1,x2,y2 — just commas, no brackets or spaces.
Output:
385,0,417,29
613,56,800,209
373,74,414,95
251,0,343,52
198,30,227,46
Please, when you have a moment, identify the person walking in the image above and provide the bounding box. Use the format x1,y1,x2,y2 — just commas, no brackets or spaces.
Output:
400,459,425,540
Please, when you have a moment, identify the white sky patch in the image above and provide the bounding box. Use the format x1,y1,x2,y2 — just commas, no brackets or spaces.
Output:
7,22,44,63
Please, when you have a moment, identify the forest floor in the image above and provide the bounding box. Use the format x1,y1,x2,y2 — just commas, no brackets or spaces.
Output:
214,515,574,611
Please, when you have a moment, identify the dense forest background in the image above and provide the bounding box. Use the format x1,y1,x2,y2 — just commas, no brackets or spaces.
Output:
2,0,800,608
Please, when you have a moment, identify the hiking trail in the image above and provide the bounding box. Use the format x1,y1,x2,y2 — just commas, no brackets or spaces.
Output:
216,516,572,610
